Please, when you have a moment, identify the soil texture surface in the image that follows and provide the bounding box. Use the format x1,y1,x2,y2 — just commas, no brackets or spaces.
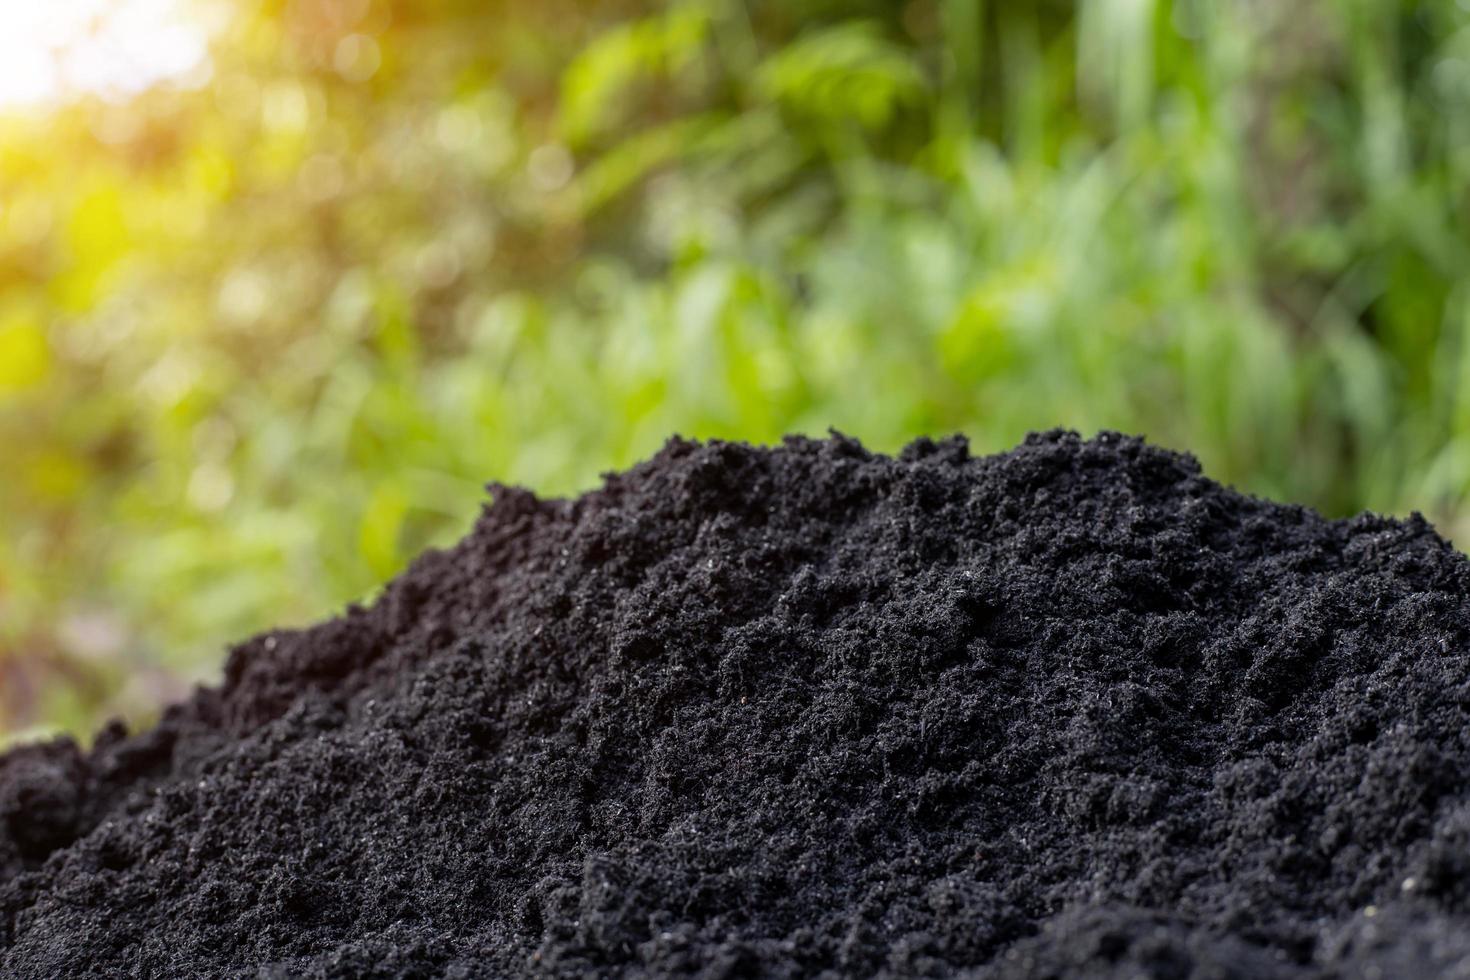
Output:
7,432,1470,977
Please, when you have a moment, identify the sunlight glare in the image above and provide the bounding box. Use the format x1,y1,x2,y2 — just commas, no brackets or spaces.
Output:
0,0,208,109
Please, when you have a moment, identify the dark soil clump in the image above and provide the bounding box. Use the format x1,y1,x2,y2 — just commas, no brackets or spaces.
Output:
7,431,1470,977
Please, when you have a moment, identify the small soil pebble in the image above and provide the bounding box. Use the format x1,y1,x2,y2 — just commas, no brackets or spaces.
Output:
6,432,1470,977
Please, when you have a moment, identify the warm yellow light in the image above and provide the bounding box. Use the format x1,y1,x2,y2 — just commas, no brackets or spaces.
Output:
0,0,208,109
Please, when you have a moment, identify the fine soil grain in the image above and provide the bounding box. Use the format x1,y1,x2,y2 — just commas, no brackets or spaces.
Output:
6,431,1470,977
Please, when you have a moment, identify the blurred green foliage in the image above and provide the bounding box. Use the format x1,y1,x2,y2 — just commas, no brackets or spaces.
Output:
4,0,1470,740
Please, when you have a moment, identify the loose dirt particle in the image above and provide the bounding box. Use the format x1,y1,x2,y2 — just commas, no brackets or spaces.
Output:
6,431,1470,977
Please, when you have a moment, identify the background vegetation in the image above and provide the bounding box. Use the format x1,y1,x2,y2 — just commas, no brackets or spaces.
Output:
4,0,1470,740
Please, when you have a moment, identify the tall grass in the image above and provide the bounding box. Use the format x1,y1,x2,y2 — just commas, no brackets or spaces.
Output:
3,0,1470,738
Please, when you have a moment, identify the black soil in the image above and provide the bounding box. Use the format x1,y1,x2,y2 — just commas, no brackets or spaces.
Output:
7,432,1470,978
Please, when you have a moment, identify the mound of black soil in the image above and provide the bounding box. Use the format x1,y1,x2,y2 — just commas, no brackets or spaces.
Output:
6,432,1470,977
